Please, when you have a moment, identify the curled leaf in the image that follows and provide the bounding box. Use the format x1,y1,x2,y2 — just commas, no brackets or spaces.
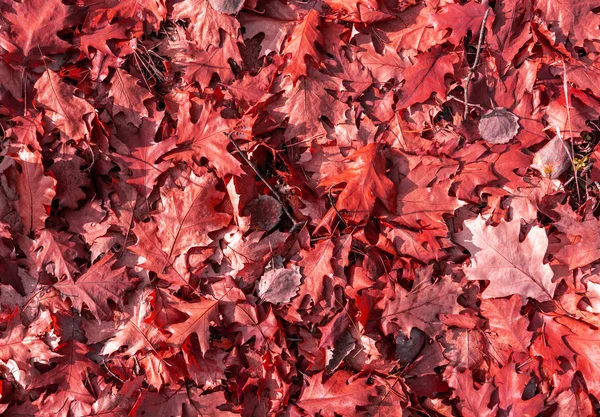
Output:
478,108,519,144
531,136,571,179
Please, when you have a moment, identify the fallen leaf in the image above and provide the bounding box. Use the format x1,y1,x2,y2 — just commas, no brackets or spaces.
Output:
257,268,302,304
478,107,519,144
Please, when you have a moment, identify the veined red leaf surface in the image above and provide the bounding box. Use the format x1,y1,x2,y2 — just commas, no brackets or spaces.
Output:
3,0,600,415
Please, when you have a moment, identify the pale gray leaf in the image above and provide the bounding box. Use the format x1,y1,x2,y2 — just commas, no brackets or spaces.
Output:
257,268,302,304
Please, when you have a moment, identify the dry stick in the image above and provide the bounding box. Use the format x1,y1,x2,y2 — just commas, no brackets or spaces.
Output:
328,186,347,229
226,132,301,230
561,60,582,204
463,8,491,120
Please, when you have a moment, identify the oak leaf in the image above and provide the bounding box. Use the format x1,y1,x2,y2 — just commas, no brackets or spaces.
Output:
446,369,497,417
296,371,378,417
282,10,322,82
110,117,177,198
0,309,56,373
380,278,461,337
551,203,600,269
456,216,556,302
153,168,231,259
34,70,95,142
480,296,533,363
170,97,243,177
166,297,220,354
108,69,153,126
0,0,73,64
297,238,335,302
275,68,347,142
14,147,56,235
54,253,135,322
396,46,457,110
172,0,240,50
320,143,396,225
430,2,493,46
48,144,90,209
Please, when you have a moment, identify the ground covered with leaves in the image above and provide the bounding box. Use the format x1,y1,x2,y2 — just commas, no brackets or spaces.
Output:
2,0,600,416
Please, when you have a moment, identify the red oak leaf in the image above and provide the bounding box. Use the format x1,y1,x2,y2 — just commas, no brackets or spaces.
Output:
282,10,322,82
108,69,153,126
0,0,73,64
239,13,295,56
101,290,166,357
169,97,243,177
320,143,396,225
565,323,600,398
48,143,90,209
110,117,177,198
551,203,600,269
31,340,101,414
394,159,463,231
34,70,95,142
54,253,135,322
295,371,379,417
492,360,544,415
0,309,56,373
13,147,56,235
153,167,231,258
552,374,594,417
446,369,497,417
480,296,533,363
298,238,335,303
274,68,347,142
456,215,557,302
534,0,600,46
172,0,240,51
131,385,190,417
379,277,461,337
396,46,457,110
173,37,241,89
166,296,219,354
430,1,493,46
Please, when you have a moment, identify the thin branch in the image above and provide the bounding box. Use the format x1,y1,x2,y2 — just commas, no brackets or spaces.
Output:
561,61,582,204
226,132,302,230
463,8,491,120
328,187,347,230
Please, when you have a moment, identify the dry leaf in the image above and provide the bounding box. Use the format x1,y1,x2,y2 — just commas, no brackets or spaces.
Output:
531,136,571,179
478,107,519,144
257,268,302,304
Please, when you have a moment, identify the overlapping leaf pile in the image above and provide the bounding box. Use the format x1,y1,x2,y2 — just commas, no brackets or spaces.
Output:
2,0,600,415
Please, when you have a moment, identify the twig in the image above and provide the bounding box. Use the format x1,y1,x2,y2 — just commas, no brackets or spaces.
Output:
328,187,347,230
463,8,491,120
561,61,582,204
226,132,302,230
